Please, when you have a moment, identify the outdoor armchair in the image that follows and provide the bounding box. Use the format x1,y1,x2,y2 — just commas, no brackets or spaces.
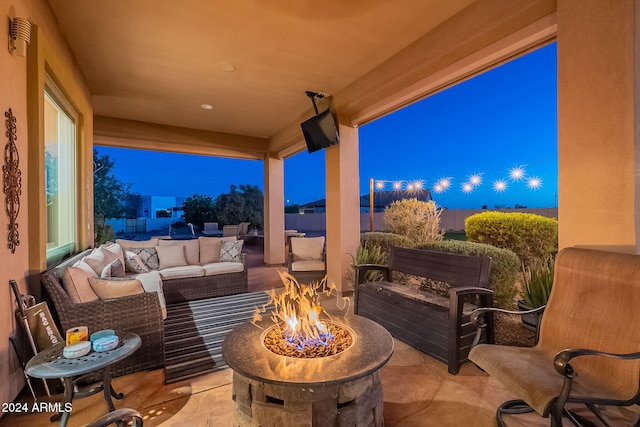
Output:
288,236,326,284
469,247,640,426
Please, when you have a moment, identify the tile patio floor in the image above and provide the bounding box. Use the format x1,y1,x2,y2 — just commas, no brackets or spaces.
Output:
2,244,636,426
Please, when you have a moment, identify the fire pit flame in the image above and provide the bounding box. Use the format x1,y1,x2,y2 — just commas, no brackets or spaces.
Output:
254,272,352,357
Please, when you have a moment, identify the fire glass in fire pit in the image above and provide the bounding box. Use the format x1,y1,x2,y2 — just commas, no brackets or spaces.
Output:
222,274,394,426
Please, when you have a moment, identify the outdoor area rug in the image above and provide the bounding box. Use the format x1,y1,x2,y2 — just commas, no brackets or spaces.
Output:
163,291,272,383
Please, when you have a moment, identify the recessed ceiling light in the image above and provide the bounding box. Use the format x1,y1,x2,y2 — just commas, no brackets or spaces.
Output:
200,103,213,110
217,61,236,72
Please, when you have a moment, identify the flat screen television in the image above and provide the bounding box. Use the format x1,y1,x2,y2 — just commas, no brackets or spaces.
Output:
301,109,340,153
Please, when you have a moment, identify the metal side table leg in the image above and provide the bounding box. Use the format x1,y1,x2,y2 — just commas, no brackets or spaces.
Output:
50,376,74,427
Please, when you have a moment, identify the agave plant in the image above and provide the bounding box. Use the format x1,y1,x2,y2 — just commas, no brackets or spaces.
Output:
346,243,384,285
520,255,555,308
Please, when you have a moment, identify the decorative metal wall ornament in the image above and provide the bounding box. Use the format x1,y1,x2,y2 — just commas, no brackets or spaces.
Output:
3,109,21,253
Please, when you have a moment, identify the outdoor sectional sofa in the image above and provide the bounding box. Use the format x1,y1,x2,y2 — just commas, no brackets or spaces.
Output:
40,236,248,377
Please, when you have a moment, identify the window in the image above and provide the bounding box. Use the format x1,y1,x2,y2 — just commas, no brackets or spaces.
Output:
44,79,77,262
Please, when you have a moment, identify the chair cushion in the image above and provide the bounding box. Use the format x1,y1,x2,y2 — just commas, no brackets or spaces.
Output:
156,244,188,269
291,259,326,272
159,265,206,280
203,261,245,275
62,260,99,303
220,240,244,262
158,239,199,265
291,236,324,261
88,277,144,300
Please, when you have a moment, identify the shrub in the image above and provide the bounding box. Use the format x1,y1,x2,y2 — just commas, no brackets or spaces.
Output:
346,243,385,286
465,211,558,267
416,240,520,309
383,199,444,244
359,232,415,263
521,255,555,308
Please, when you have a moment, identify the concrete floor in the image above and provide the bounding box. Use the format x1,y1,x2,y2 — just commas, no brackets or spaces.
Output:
2,245,638,426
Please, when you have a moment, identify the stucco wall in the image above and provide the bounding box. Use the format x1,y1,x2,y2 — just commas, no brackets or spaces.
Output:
0,0,93,406
557,0,637,252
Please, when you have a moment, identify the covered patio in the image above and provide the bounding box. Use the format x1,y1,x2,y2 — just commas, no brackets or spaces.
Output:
2,0,640,425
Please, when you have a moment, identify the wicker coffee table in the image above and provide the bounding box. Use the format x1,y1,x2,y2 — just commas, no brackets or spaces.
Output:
26,331,141,427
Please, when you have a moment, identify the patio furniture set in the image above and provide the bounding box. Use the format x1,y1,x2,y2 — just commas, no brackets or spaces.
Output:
36,238,640,426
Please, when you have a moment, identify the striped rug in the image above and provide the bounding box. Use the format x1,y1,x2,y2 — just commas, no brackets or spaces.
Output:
163,291,272,384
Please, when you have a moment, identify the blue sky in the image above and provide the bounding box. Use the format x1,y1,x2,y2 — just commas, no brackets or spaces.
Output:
96,42,557,210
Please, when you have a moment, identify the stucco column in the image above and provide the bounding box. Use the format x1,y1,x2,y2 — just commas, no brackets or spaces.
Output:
557,0,638,253
325,124,360,293
263,155,285,265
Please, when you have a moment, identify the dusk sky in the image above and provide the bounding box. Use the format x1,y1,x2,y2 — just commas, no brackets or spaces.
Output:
96,43,557,210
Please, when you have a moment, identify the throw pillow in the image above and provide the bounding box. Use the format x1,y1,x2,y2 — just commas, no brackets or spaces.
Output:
198,237,222,264
219,240,244,262
100,259,125,278
84,245,120,275
61,260,99,303
159,239,199,265
101,243,125,269
129,247,160,270
88,277,144,299
115,238,159,251
156,244,188,269
124,250,150,274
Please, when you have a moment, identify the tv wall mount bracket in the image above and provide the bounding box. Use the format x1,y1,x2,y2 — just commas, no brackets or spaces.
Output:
305,91,328,115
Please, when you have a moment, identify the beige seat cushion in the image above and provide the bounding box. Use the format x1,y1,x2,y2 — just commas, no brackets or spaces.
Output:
202,262,245,275
158,239,199,265
291,236,325,261
62,260,99,303
159,265,206,280
291,259,326,272
156,244,188,269
88,277,144,299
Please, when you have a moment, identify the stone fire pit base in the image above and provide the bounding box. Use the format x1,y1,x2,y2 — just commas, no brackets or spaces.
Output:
232,370,384,427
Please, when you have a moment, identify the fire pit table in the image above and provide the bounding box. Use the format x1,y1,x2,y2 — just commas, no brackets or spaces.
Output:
222,315,393,427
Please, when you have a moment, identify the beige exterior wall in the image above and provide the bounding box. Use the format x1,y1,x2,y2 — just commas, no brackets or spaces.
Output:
263,156,285,265
1,0,93,406
557,0,638,253
325,124,360,293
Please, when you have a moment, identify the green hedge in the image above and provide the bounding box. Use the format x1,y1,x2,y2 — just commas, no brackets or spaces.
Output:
465,211,558,267
360,232,415,262
416,240,520,309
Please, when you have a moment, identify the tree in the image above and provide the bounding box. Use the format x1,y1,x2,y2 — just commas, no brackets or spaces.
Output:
214,184,264,230
182,194,216,230
93,149,138,243
285,203,301,213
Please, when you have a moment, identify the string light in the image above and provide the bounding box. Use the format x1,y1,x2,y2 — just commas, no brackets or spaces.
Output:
469,173,483,187
509,165,526,181
461,182,474,193
493,179,508,192
527,177,542,189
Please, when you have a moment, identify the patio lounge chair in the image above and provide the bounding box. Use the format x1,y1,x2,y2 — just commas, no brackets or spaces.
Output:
469,247,640,426
202,222,219,236
288,236,326,284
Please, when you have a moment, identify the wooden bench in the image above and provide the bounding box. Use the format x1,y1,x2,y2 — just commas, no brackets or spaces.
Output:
354,246,494,374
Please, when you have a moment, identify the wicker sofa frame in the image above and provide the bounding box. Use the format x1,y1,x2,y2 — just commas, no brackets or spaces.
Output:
161,253,248,303
40,250,164,377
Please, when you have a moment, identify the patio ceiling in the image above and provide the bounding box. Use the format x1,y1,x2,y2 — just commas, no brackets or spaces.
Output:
46,0,556,159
